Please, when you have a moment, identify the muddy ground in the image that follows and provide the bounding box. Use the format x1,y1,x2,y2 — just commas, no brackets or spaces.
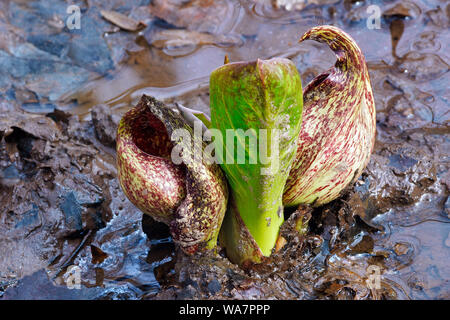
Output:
0,0,449,300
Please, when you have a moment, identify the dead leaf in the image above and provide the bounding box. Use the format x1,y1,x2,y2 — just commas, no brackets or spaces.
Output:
149,0,228,33
91,245,108,264
150,30,241,49
0,112,60,142
100,10,146,31
383,2,420,19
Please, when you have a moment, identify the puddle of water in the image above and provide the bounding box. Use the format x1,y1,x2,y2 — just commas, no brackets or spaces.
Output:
1,0,449,300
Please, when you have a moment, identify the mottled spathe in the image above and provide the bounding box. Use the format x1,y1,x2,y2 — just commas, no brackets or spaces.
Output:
283,25,376,207
116,95,228,253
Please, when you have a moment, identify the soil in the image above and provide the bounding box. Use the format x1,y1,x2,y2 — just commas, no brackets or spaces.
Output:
0,0,449,300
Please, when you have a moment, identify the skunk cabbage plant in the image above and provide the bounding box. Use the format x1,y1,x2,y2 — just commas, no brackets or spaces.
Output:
116,25,376,266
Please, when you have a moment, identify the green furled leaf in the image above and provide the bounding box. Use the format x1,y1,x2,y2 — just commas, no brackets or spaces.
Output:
175,103,211,132
210,58,303,264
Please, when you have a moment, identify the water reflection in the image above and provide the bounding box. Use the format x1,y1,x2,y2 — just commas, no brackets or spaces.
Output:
1,0,448,300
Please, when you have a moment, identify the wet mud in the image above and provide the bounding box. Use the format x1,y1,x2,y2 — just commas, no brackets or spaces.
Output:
0,0,449,299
